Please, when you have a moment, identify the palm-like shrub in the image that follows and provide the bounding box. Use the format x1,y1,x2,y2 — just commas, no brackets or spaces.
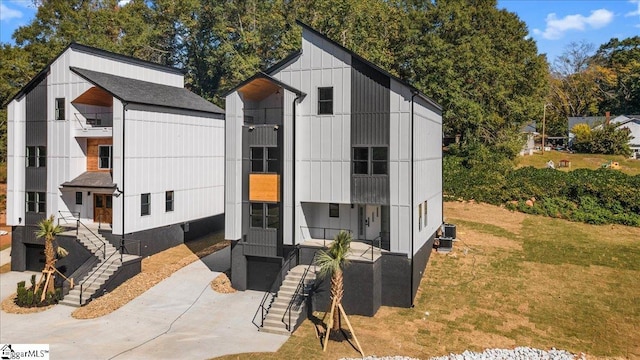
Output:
315,230,351,331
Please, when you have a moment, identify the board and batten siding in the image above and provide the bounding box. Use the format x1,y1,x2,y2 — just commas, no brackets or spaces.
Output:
271,28,352,208
225,92,244,241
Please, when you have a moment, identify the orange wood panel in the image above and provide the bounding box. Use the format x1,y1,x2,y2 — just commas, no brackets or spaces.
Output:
87,138,113,172
249,174,280,202
73,87,113,107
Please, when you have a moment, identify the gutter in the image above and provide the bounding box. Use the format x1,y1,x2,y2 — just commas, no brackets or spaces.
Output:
291,94,303,246
120,102,128,254
410,91,418,307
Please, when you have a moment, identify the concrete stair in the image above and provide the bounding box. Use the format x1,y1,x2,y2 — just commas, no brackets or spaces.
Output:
59,228,123,307
259,265,317,335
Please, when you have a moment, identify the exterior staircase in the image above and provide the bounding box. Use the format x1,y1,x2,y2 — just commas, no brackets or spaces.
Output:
59,227,132,307
259,265,317,335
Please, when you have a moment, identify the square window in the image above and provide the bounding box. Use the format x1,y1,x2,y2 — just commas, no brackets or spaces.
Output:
27,192,46,213
75,192,83,205
55,98,65,120
318,87,333,115
98,145,112,169
141,193,150,216
329,203,339,218
166,191,174,212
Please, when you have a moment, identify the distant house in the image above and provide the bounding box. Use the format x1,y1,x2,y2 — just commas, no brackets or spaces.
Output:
567,116,607,148
610,115,640,158
520,122,537,156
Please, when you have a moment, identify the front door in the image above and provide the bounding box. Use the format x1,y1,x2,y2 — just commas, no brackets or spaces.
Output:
359,205,381,240
94,194,113,224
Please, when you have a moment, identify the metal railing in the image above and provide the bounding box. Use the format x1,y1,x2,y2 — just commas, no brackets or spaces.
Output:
300,227,353,247
79,248,118,305
252,248,300,329
74,112,113,130
57,211,80,228
359,235,382,261
283,251,317,332
76,220,107,260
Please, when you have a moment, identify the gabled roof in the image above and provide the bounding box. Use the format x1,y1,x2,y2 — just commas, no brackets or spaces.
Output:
4,42,183,107
71,67,224,114
294,20,442,111
568,116,607,130
263,50,303,75
521,122,537,133
221,71,306,99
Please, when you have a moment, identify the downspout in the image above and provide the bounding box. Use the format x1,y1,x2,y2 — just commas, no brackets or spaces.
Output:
410,91,418,307
120,102,127,256
291,94,302,246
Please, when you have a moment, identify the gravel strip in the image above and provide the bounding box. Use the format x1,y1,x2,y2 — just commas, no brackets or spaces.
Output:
340,348,586,360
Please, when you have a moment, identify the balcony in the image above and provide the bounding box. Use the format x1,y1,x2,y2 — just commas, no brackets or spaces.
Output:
73,112,113,137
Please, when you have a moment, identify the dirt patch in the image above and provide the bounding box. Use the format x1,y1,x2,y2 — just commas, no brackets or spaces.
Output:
211,271,236,294
72,239,230,319
1,293,54,314
445,201,527,235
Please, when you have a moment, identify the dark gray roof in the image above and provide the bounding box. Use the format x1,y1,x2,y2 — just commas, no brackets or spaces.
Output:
521,122,537,133
71,67,224,114
568,116,607,130
61,172,115,189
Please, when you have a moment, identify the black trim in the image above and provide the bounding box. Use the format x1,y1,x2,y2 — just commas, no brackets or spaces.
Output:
221,71,306,98
295,20,442,113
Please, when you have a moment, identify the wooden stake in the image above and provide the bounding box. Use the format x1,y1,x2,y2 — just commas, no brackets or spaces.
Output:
338,304,364,356
40,270,52,302
323,297,337,352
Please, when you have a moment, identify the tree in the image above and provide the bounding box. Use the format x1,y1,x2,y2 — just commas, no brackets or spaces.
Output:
572,124,631,156
399,0,548,149
315,230,363,355
34,215,66,298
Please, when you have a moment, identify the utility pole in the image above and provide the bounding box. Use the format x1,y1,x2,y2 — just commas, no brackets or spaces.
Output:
542,103,547,154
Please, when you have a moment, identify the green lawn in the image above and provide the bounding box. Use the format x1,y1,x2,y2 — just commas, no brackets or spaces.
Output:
516,151,640,175
215,202,640,360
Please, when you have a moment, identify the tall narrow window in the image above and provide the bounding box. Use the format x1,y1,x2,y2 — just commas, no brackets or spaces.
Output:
75,192,83,205
418,203,423,231
26,192,46,213
250,147,264,172
423,200,428,228
250,203,264,228
329,203,340,218
318,87,333,115
266,204,279,229
98,145,112,169
141,193,150,216
266,147,279,173
166,191,174,212
55,98,65,120
353,147,368,174
371,147,388,174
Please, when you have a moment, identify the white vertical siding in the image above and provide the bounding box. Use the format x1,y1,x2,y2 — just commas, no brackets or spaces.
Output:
225,92,244,241
121,109,224,234
282,90,295,245
6,98,25,226
111,100,125,234
271,28,352,205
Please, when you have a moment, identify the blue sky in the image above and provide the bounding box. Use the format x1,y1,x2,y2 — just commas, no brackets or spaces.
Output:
1,0,639,62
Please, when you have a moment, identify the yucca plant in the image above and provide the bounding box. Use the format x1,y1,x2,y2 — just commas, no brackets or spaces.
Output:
315,230,352,331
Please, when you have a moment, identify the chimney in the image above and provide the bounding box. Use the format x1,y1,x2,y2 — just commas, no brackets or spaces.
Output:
606,111,610,124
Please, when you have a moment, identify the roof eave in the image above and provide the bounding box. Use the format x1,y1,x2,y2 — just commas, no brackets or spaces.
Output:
221,71,306,99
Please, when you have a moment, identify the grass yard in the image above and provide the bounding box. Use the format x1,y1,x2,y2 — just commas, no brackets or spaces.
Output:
216,202,640,360
516,151,640,175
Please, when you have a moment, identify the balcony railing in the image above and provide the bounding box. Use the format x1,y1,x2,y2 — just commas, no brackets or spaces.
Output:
74,112,113,129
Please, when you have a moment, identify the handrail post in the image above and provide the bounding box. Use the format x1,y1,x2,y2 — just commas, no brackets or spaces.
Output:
76,219,79,236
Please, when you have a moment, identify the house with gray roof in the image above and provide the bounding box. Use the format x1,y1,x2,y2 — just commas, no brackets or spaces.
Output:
5,43,225,305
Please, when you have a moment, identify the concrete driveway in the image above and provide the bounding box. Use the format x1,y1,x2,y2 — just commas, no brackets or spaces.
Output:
0,247,288,359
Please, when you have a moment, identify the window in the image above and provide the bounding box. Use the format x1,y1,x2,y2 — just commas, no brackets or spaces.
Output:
353,147,368,174
55,98,65,120
371,147,388,174
353,147,388,175
75,192,83,205
318,87,333,115
329,203,340,218
141,193,150,216
166,191,174,212
26,146,46,167
250,146,279,173
26,192,46,213
250,203,280,229
423,200,428,228
418,203,423,231
98,145,112,169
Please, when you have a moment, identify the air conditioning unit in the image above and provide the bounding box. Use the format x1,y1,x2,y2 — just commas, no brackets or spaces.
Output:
443,223,456,239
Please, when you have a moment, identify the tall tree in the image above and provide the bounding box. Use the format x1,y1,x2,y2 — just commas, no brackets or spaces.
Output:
399,0,548,152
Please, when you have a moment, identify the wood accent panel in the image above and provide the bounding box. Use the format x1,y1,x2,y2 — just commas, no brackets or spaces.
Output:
249,174,280,202
239,78,279,101
72,87,113,107
87,138,113,172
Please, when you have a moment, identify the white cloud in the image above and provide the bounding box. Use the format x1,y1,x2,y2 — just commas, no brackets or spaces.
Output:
533,9,614,40
0,3,23,21
625,0,640,17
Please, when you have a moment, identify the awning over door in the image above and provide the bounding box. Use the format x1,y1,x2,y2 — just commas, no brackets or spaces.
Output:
61,171,115,189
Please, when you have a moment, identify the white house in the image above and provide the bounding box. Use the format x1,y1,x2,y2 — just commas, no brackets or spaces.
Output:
610,115,640,158
224,21,443,328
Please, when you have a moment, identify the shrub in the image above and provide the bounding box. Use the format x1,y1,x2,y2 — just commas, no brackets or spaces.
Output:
14,276,62,308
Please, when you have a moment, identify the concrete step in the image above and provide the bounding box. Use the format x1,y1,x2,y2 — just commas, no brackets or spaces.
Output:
259,325,290,336
263,318,292,330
